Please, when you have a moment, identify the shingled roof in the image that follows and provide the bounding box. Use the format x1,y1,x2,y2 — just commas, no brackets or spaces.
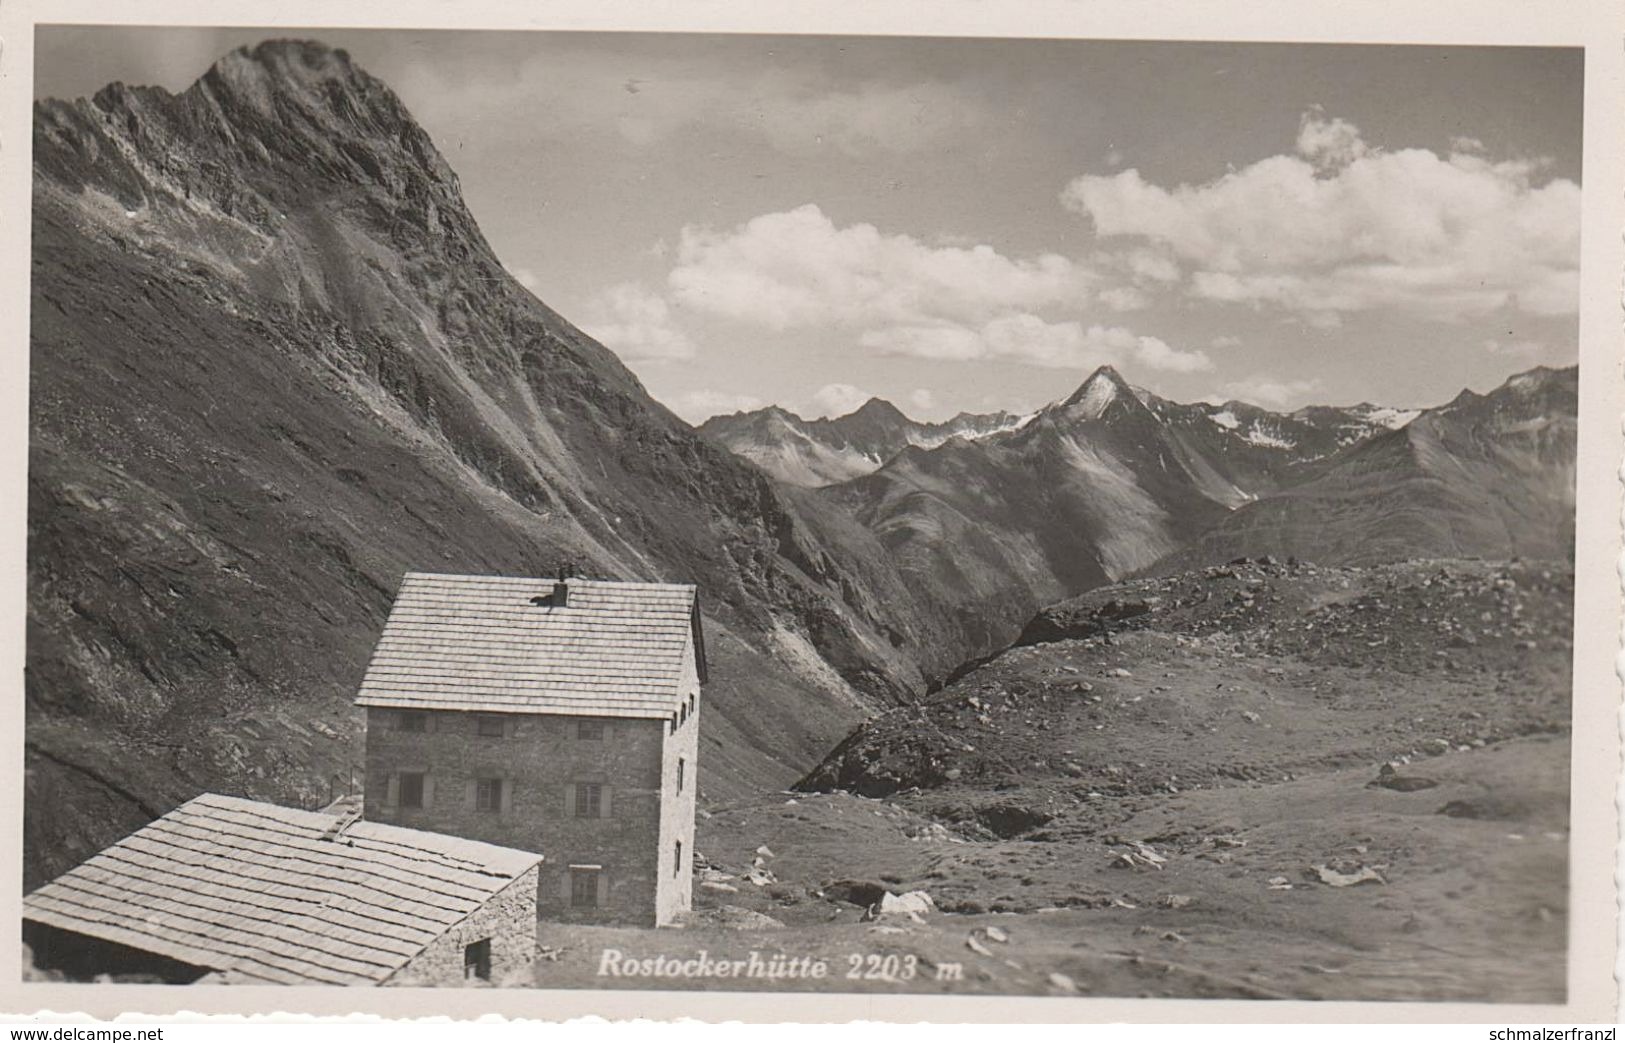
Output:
353,573,705,719
22,793,541,986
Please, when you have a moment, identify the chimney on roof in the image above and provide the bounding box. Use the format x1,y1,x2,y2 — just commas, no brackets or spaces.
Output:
553,562,570,608
320,801,363,842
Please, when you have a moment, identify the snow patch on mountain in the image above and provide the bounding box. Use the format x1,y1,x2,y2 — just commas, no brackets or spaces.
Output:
1242,424,1296,450
1072,373,1121,419
908,411,1034,449
1355,406,1422,430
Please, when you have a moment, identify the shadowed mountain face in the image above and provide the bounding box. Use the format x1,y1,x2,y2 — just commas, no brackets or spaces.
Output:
699,399,1031,488
815,368,1234,650
1130,391,1412,507
1167,366,1578,568
26,40,984,887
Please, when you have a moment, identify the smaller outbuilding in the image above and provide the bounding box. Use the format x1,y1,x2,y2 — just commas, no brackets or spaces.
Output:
23,793,542,986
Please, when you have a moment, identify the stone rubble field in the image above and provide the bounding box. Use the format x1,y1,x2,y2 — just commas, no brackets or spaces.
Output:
534,559,1571,1000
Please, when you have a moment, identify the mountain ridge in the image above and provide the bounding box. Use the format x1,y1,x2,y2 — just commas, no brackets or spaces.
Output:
25,39,985,887
701,360,1424,496
1162,363,1577,569
811,359,1574,668
699,397,1033,488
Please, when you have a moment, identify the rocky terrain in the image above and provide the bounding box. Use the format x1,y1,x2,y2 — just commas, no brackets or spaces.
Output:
538,730,1567,1000
800,557,1570,799
565,557,1568,1000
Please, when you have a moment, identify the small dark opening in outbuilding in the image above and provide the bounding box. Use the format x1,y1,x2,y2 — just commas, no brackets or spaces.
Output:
463,937,492,981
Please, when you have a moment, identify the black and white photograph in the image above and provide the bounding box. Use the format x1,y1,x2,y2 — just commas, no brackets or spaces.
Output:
6,3,1619,1022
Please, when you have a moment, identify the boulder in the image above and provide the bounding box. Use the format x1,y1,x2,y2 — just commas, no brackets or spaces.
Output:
822,879,890,907
863,890,937,923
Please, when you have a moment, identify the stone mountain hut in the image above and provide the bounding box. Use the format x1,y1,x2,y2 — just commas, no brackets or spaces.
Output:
354,572,704,927
22,793,542,985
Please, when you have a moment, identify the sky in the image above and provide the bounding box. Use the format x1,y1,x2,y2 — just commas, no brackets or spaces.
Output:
36,28,1583,423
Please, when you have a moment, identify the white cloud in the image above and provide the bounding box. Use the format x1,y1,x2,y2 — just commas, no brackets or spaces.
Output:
670,204,1092,332
667,389,764,422
1123,248,1182,284
1295,108,1367,169
810,383,876,418
908,388,936,412
510,267,541,291
580,282,696,362
660,205,1219,378
1061,112,1579,324
1210,334,1243,349
1098,286,1150,311
860,315,1211,373
1209,375,1325,409
1132,334,1215,373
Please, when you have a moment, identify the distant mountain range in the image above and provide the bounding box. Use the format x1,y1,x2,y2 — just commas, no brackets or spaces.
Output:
701,375,1417,495
707,364,1575,636
699,401,1031,488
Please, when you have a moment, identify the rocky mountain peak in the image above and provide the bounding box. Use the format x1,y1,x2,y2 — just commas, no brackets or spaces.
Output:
1052,364,1146,424
37,37,466,247
209,39,363,90
192,40,444,172
847,397,911,423
1066,364,1128,400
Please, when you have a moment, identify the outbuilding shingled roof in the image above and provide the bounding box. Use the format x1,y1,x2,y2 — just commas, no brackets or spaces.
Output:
353,573,704,719
22,793,541,986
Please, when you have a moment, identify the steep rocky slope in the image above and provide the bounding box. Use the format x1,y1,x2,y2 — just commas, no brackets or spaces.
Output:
24,40,962,887
699,398,1030,488
798,557,1571,799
